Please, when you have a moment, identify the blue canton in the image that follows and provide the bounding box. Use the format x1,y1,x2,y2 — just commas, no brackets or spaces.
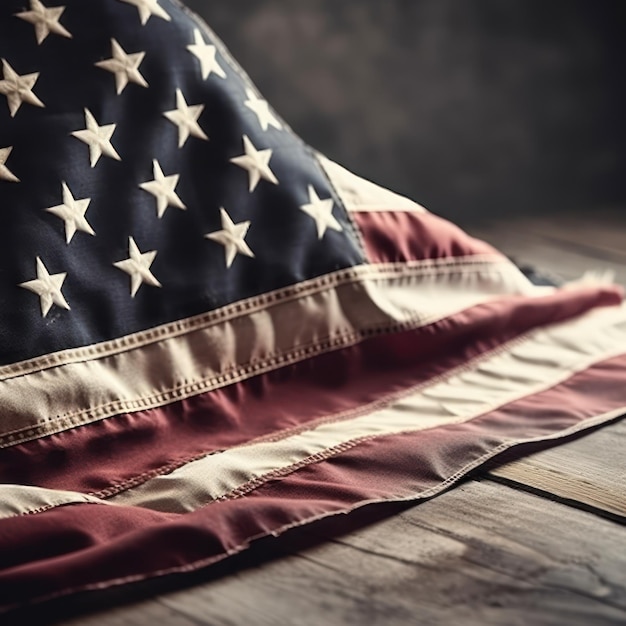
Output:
0,0,365,364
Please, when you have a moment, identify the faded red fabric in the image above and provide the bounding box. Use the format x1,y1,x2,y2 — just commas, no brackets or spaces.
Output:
352,210,497,264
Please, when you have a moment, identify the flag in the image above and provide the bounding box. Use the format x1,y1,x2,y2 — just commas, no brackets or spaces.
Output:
1,0,625,611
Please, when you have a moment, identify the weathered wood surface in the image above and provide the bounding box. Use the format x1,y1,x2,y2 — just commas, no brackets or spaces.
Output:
515,212,626,264
57,480,626,626
468,214,626,285
489,418,626,523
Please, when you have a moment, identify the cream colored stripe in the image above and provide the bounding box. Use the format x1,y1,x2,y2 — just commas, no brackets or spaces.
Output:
317,154,428,213
0,484,108,520
3,303,626,520
109,303,626,514
0,258,532,448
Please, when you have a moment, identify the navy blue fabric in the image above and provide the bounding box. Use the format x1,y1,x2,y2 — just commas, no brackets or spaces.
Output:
0,0,365,364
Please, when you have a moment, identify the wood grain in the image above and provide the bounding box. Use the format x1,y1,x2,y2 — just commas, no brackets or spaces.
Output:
520,212,626,264
467,218,626,285
489,419,626,522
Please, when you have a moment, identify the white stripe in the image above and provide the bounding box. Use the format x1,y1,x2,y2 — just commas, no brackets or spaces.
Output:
317,154,428,213
0,484,108,520
109,303,626,514
1,258,531,448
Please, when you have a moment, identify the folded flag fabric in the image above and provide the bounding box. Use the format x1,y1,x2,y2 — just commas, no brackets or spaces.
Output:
1,0,625,611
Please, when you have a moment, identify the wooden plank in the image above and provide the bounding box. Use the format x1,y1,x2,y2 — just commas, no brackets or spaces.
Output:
519,212,626,263
489,418,626,522
56,601,203,626
467,220,626,286
56,480,626,626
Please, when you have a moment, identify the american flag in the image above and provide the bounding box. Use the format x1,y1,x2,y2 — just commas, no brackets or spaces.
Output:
1,0,626,610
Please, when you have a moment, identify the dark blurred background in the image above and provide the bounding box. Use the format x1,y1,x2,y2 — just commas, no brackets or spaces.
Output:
184,0,624,223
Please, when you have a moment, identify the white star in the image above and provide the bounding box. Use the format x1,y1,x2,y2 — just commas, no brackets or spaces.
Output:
0,147,19,183
95,38,148,95
0,59,45,118
205,208,255,268
45,182,94,244
114,237,161,297
15,0,72,45
19,257,70,317
230,135,278,192
118,0,170,25
300,185,343,239
163,89,208,148
71,108,121,167
140,159,186,218
187,28,226,81
244,87,282,132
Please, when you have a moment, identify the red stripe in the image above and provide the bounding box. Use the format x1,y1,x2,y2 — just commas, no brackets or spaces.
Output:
0,286,620,495
1,352,624,611
352,210,497,264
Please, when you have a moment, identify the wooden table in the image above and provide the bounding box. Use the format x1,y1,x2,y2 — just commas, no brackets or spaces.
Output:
15,211,626,625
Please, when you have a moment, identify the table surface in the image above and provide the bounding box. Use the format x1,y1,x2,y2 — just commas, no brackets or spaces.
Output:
13,210,626,626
